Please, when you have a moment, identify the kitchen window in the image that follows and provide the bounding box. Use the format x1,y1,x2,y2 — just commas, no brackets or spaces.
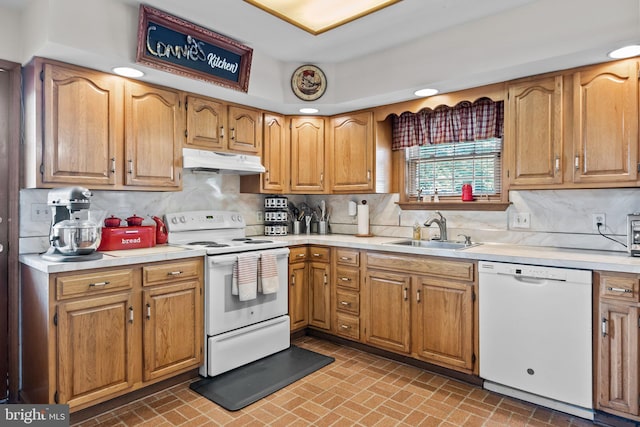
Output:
392,97,508,210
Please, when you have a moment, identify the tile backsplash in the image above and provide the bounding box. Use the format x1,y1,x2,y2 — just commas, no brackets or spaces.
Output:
19,171,639,254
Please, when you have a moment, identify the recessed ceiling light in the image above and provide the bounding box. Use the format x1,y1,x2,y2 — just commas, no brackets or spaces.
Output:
414,88,438,97
607,45,640,59
299,108,319,114
112,67,145,78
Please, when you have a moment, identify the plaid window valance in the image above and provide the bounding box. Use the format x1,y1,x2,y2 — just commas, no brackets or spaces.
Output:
391,97,504,150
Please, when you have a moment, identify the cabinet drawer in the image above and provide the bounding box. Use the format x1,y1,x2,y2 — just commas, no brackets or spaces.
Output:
366,252,474,281
309,246,330,263
336,249,359,266
336,290,359,315
599,272,639,301
335,267,360,290
289,246,308,262
56,268,135,299
143,259,201,286
336,313,360,340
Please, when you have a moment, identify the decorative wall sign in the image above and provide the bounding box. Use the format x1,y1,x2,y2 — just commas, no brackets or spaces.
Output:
136,5,253,92
291,65,327,101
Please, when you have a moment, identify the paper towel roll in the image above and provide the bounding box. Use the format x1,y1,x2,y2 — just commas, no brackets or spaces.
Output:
357,203,369,235
348,201,357,216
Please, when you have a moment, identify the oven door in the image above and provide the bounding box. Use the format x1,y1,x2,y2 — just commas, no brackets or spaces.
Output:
205,247,290,336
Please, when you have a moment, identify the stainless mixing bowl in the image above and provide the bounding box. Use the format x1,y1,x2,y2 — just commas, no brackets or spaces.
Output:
51,219,102,255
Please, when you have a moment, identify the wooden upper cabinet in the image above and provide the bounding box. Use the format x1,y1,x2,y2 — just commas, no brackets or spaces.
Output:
41,61,122,186
228,105,262,154
572,60,639,184
330,112,374,192
124,81,182,189
506,75,563,186
262,113,288,192
290,117,326,193
185,94,226,151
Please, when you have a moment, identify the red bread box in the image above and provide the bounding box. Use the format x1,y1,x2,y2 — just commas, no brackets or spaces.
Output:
98,226,156,251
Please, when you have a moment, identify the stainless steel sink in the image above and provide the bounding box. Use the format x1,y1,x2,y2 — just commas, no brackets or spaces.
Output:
385,240,480,250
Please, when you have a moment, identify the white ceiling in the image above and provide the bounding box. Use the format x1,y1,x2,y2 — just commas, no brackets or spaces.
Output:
2,0,640,115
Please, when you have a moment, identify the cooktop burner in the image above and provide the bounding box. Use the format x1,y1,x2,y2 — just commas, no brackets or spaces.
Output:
187,241,230,248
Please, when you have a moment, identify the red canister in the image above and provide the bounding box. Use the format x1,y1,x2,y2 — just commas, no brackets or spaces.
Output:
461,183,473,201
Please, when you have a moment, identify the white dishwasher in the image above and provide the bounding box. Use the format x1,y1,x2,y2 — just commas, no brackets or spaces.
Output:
478,261,593,420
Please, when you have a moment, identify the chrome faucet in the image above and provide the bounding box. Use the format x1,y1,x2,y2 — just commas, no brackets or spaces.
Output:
424,211,447,241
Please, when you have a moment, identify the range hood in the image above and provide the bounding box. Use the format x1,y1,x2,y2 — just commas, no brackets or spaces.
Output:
182,148,266,175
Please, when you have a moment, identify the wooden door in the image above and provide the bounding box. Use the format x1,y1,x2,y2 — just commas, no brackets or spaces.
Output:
308,261,331,330
227,105,262,154
124,81,182,189
363,270,411,354
0,59,20,402
262,113,288,192
290,117,326,193
42,62,121,186
331,112,374,192
288,261,308,331
573,60,639,184
597,301,639,416
413,277,474,372
507,75,563,186
57,292,135,408
142,281,203,381
185,95,227,150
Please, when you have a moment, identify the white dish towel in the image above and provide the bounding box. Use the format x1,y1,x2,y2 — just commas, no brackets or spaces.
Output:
260,252,279,294
232,253,258,301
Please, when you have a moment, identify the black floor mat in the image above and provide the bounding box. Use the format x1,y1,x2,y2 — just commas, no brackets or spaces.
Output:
189,345,334,411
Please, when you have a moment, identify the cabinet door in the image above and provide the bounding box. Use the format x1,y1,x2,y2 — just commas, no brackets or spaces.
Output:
142,280,203,382
124,81,182,188
507,75,563,186
573,60,639,184
57,292,135,408
290,117,326,193
262,113,288,192
597,301,639,416
288,261,308,331
413,277,474,371
363,270,411,354
308,261,331,330
185,95,227,151
228,105,262,154
42,62,121,186
331,112,374,192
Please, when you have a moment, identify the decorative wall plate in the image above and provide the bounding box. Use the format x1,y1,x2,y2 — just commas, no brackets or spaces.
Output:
291,65,327,101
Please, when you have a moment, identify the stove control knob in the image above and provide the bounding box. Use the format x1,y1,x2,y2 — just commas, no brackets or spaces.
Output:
179,216,186,223
171,217,178,224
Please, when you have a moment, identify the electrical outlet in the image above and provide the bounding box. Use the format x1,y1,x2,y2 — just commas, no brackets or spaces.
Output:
512,212,530,229
30,203,51,222
592,213,605,231
256,211,263,223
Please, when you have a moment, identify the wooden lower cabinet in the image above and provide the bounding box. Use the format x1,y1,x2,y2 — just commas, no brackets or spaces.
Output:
595,271,640,421
20,257,204,412
288,246,309,331
333,248,361,341
308,253,331,330
363,251,477,374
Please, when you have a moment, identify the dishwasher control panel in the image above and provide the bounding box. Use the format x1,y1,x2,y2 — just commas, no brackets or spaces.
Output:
478,261,590,283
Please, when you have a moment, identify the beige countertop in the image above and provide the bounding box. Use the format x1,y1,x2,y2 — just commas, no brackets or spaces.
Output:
20,234,640,274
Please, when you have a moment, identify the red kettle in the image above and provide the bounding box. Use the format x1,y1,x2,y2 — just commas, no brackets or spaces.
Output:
151,215,168,244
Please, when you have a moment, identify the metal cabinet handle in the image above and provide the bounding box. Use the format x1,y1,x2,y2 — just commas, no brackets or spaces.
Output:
416,289,421,303
129,306,134,323
554,156,560,172
128,159,133,174
220,126,225,139
320,173,324,184
323,274,327,285
146,303,151,320
291,274,295,286
340,277,351,282
296,253,305,258
265,170,270,182
574,155,579,170
601,317,608,337
168,271,183,276
340,301,350,306
607,286,632,293
89,281,110,287
367,170,371,181
111,157,116,174
313,253,321,257
340,324,350,330
230,127,235,140
339,256,350,261
403,287,408,301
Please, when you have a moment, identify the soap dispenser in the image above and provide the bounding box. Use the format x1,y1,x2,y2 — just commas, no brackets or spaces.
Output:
413,221,421,240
